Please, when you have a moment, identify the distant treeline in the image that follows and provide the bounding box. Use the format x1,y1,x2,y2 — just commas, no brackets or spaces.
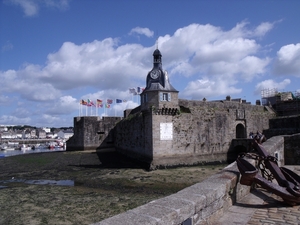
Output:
5,125,73,131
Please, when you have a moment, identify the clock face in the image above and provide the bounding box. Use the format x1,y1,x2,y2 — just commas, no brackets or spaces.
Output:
150,70,160,79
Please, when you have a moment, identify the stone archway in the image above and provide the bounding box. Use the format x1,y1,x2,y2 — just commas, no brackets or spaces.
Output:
236,123,246,138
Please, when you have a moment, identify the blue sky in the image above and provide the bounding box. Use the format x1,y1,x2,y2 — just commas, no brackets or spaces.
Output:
1,0,300,127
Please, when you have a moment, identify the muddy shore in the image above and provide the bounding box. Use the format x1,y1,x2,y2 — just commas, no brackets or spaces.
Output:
0,149,226,225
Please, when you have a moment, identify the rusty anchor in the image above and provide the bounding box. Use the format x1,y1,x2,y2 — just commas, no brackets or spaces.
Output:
236,139,300,206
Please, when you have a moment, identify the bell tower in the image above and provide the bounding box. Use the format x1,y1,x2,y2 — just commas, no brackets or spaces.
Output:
140,49,179,113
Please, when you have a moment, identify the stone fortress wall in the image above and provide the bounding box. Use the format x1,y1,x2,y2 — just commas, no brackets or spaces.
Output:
114,98,274,168
67,116,122,151
66,49,276,167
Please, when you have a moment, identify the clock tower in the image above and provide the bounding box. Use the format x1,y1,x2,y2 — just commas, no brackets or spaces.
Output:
141,49,179,113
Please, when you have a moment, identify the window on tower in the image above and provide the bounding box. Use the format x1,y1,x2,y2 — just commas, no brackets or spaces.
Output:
160,92,171,101
163,93,168,101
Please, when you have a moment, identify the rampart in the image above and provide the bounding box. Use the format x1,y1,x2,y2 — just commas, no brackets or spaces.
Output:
264,115,300,138
93,135,286,225
67,116,122,151
114,99,274,168
284,133,300,165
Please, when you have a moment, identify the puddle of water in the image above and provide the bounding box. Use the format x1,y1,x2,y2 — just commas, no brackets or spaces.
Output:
0,179,74,187
25,179,74,186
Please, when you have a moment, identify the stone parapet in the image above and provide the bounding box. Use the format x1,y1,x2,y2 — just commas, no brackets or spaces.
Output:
92,136,287,225
92,161,250,225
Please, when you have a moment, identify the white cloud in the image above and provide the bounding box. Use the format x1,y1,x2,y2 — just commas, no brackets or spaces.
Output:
0,21,276,126
129,27,154,38
160,22,270,82
1,41,14,52
252,22,274,38
6,0,71,16
254,79,291,95
0,69,61,102
273,43,300,76
15,22,271,96
46,95,78,115
7,0,39,16
44,0,70,10
181,77,242,100
0,115,31,125
42,39,150,90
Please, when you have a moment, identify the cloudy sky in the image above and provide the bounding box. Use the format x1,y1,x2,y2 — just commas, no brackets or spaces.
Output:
1,0,300,128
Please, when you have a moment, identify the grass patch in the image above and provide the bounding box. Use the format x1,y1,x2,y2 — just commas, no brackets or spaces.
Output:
12,155,54,166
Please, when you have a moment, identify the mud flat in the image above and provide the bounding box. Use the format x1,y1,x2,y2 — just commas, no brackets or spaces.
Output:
0,149,226,225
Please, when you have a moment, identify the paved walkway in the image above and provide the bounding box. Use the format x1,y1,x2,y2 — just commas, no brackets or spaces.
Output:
216,166,300,225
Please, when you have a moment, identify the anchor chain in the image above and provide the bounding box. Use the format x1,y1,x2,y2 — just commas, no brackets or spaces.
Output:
238,152,278,182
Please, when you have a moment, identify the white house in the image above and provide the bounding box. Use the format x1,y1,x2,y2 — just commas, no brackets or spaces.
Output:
57,130,74,140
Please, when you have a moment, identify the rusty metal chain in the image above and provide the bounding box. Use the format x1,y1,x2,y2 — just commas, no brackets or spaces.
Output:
238,152,278,182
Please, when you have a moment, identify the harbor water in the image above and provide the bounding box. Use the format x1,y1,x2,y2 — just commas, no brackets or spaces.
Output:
0,147,65,158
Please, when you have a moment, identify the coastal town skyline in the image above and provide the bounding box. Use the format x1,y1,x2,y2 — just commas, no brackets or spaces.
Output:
1,1,300,127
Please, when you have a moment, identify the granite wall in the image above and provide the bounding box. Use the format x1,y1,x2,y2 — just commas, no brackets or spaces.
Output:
264,115,300,138
114,99,274,168
284,133,300,165
67,116,122,151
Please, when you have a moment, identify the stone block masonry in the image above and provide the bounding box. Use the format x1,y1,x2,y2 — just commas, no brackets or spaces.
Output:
67,116,122,151
92,136,287,225
114,99,274,168
283,133,300,165
91,157,250,225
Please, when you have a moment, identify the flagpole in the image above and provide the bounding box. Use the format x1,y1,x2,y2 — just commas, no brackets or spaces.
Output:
96,99,98,116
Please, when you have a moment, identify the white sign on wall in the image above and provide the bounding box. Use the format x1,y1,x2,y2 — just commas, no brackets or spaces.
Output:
160,122,173,140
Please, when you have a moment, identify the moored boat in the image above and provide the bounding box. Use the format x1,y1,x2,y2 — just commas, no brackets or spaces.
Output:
20,144,31,151
1,145,16,151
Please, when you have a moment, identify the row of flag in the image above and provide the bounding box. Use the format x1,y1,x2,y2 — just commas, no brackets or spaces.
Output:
80,87,145,108
79,87,145,117
80,99,127,108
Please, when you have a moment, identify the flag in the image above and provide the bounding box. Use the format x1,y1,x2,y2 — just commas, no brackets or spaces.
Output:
81,99,87,105
88,99,95,107
107,99,113,104
129,88,137,95
116,99,122,103
105,104,110,108
97,99,103,107
137,87,145,94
